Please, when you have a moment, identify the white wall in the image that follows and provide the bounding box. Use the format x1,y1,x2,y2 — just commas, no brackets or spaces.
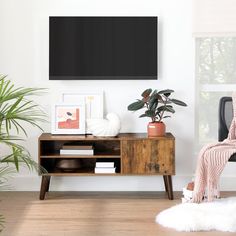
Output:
0,0,197,191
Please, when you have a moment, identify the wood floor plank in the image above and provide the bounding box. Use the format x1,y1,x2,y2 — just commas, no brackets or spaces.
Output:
0,191,235,236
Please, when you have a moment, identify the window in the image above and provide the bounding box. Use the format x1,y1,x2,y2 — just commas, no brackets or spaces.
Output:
196,38,236,146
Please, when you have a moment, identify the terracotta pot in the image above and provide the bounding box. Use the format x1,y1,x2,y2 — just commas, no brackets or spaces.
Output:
147,122,166,137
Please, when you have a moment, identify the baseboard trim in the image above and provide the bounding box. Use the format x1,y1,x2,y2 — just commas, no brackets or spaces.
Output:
7,175,236,191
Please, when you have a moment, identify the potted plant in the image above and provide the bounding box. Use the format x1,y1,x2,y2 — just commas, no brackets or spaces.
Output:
0,75,47,232
127,88,187,136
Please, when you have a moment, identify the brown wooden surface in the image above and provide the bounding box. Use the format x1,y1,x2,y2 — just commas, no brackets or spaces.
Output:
38,133,175,176
42,172,121,176
163,175,168,192
1,191,235,236
38,133,175,200
164,175,174,200
41,173,171,176
39,176,50,200
121,138,175,175
39,132,175,141
40,154,121,158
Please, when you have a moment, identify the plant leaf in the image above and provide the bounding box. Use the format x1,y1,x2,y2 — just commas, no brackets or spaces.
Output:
163,115,171,119
157,89,174,95
150,89,157,98
127,100,145,111
141,88,152,98
0,165,15,191
164,106,175,113
149,97,158,111
0,75,48,174
171,98,187,106
145,110,156,117
157,105,175,113
139,114,147,118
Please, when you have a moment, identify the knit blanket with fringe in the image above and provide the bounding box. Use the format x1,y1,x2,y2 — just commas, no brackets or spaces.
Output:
192,93,236,203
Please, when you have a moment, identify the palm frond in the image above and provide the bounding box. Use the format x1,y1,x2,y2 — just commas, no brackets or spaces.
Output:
0,165,15,190
0,134,27,151
0,99,47,136
0,75,48,232
1,146,47,174
0,75,46,104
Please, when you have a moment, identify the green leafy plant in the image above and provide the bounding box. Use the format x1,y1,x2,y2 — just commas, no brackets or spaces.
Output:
127,88,187,122
0,74,47,231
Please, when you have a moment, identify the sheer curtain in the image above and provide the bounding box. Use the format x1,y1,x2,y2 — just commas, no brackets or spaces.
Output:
193,0,236,146
193,0,236,37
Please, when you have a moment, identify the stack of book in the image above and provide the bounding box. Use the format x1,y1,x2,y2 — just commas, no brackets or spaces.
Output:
60,144,94,155
94,162,116,174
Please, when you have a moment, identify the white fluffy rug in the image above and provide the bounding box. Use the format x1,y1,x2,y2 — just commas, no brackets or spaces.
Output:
156,197,236,232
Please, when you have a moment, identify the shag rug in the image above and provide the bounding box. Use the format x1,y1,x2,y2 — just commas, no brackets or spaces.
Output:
156,197,236,232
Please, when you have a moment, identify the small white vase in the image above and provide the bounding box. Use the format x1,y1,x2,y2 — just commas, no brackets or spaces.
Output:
86,113,121,137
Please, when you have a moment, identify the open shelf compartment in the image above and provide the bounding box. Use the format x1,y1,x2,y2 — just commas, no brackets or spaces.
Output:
39,140,121,157
40,157,121,175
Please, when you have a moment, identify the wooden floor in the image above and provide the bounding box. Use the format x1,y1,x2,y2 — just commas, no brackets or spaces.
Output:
0,191,236,236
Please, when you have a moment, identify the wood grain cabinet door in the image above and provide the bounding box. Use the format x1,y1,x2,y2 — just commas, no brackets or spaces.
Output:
121,139,175,175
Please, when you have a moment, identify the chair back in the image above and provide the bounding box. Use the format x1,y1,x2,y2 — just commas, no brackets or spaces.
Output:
218,97,233,141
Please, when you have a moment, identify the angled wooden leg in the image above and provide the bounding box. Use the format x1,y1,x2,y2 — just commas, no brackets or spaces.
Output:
46,176,51,192
40,176,50,200
165,175,174,200
163,175,168,192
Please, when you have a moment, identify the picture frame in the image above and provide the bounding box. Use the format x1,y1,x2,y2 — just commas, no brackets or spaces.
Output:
51,103,85,134
61,89,104,133
61,89,104,119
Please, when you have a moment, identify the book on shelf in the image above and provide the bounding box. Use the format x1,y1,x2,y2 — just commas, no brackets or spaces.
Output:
94,167,116,174
95,162,114,168
60,149,94,155
62,144,93,150
60,144,94,155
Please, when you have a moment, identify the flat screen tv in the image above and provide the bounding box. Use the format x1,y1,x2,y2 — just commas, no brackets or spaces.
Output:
49,17,157,80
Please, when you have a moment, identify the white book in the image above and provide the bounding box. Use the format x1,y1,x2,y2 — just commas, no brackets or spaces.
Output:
60,149,94,155
94,167,116,173
95,162,114,168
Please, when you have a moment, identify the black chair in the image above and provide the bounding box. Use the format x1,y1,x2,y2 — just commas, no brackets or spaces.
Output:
218,96,236,161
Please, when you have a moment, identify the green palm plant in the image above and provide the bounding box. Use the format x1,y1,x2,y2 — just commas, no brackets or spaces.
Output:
0,74,47,232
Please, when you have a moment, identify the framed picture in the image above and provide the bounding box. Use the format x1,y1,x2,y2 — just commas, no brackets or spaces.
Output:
61,89,104,119
51,103,85,134
61,89,103,133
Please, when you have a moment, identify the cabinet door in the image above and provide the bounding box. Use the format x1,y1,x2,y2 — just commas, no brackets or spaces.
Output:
121,139,175,175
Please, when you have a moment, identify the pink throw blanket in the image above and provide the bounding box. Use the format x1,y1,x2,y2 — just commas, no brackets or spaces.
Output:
192,93,236,203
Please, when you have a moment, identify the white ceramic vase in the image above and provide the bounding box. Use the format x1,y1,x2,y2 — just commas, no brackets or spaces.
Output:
86,113,121,137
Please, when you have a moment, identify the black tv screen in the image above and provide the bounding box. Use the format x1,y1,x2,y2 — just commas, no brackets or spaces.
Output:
49,17,157,80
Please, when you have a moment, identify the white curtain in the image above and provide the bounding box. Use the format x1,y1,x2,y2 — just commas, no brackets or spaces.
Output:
193,0,236,37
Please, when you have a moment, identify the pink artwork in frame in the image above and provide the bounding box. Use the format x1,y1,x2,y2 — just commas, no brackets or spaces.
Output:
51,103,85,134
57,108,80,129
